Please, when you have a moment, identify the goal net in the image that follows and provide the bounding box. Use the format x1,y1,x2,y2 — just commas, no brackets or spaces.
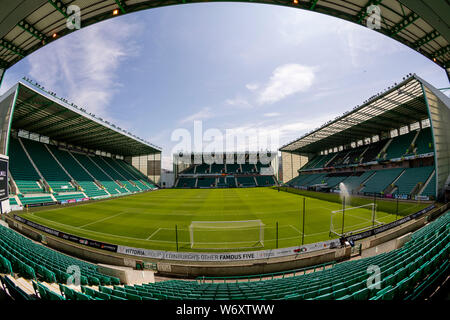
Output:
329,203,382,237
189,220,265,250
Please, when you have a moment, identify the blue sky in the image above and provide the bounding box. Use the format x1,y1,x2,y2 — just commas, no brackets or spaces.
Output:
1,3,448,169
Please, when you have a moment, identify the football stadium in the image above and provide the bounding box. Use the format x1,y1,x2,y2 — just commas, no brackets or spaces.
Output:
0,0,449,306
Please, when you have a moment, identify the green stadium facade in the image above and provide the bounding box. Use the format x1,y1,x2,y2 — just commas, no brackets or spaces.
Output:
0,79,161,210
281,75,450,202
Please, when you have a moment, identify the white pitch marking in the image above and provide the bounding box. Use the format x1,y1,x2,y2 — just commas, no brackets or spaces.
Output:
146,228,162,240
79,211,127,229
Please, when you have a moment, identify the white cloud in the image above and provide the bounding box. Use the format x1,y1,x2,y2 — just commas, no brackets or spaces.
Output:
245,83,259,91
263,112,280,117
337,22,404,68
179,107,214,124
27,18,141,123
257,64,315,105
225,96,252,108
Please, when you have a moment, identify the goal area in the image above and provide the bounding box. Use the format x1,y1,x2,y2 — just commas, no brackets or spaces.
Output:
189,220,265,250
329,203,382,238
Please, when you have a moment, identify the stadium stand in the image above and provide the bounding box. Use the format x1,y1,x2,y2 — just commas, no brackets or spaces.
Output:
236,176,256,187
0,224,120,286
381,131,416,160
7,135,156,206
197,178,216,188
175,156,277,189
105,157,150,191
419,172,436,197
338,171,375,194
46,145,109,198
53,193,86,202
18,195,55,206
241,163,257,173
180,165,196,174
322,173,351,188
8,137,44,194
359,140,386,163
255,175,276,186
360,168,404,194
210,164,225,174
327,148,364,167
93,156,139,193
226,163,241,173
114,159,157,189
195,164,210,174
21,138,76,193
311,153,335,169
394,166,434,196
177,177,196,188
71,153,124,195
412,128,434,155
8,197,18,206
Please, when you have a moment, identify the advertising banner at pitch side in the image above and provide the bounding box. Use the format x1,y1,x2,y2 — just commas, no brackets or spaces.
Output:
117,239,340,262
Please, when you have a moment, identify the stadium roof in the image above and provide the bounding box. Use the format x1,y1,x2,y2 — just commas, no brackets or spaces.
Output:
7,79,161,156
0,0,449,84
280,74,431,154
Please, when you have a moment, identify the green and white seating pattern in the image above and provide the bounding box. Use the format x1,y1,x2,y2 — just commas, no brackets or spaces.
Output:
21,138,75,193
0,224,119,286
9,137,44,194
360,168,404,194
394,166,434,195
382,131,416,160
8,138,156,206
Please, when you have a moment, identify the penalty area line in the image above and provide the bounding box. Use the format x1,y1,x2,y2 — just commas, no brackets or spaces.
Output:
146,228,162,240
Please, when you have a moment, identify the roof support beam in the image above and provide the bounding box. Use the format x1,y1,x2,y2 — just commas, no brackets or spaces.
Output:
47,0,69,19
0,39,25,57
17,20,47,43
309,0,319,11
433,45,450,58
315,125,376,138
70,131,122,144
114,0,127,14
37,115,83,134
389,12,419,36
11,94,41,114
43,119,96,137
53,124,107,140
413,30,441,49
21,109,68,129
12,100,52,123
344,112,403,128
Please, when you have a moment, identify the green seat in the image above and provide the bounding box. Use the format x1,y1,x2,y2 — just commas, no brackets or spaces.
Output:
352,287,369,300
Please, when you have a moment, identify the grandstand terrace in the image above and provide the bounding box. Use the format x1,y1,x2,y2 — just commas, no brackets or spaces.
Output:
0,79,161,210
281,75,450,202
173,152,279,188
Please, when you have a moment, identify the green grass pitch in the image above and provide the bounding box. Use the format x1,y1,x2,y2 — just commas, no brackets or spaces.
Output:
17,188,429,252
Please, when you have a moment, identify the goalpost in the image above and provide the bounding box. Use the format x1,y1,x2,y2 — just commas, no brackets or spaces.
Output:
189,220,265,250
329,203,382,237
